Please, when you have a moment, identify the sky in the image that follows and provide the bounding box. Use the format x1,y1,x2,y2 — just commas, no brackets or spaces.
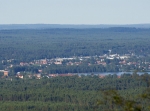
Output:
0,0,150,24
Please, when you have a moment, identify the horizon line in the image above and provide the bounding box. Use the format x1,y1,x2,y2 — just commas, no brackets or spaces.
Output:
0,23,150,25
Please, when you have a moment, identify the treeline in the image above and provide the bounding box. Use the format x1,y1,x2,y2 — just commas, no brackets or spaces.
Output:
44,64,119,74
0,28,150,61
9,64,119,75
0,73,150,111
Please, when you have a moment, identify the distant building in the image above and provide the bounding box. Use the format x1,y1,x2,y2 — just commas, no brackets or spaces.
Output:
106,57,114,60
119,56,129,59
17,74,23,79
4,71,8,76
20,62,24,66
55,58,63,62
49,74,58,77
34,74,41,79
0,70,4,72
40,59,47,64
54,61,62,65
99,74,105,78
38,70,42,73
117,75,121,79
16,72,23,79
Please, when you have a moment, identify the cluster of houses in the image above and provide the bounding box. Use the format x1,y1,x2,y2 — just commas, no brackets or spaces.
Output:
0,70,9,78
1,53,150,80
2,54,132,68
21,54,131,66
0,69,123,80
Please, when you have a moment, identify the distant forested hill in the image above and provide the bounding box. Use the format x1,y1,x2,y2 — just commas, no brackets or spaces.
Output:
0,24,150,30
0,28,150,61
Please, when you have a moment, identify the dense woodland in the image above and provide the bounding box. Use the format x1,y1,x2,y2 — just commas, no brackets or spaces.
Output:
8,63,118,75
0,73,150,111
0,28,150,62
1,28,150,110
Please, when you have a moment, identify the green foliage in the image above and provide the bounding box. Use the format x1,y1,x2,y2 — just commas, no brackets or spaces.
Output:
0,74,149,111
1,28,150,110
97,74,150,111
0,28,150,61
98,90,142,111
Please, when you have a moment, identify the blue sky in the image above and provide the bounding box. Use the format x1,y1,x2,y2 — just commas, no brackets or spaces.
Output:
0,0,150,24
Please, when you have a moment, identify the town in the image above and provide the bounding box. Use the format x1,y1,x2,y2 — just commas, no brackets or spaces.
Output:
1,52,150,79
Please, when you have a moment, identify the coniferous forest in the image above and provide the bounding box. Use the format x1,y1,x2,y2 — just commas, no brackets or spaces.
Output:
1,27,150,110
0,28,150,61
0,74,150,111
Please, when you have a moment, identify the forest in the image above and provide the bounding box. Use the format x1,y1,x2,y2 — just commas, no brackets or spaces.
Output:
0,28,150,62
0,73,150,111
1,27,150,110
